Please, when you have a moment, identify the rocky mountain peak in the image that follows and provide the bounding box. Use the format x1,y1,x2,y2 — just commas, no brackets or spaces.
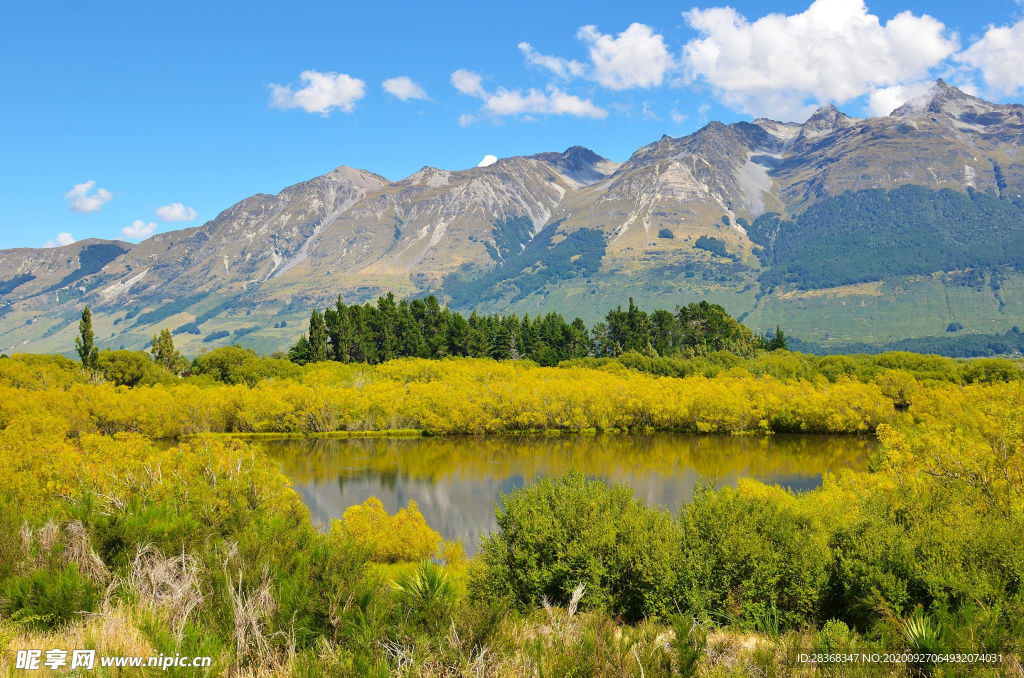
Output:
531,146,620,188
752,119,803,147
889,79,1017,124
798,104,857,142
403,166,453,188
323,165,391,190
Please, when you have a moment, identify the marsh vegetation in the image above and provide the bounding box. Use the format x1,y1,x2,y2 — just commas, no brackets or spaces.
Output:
0,305,1022,675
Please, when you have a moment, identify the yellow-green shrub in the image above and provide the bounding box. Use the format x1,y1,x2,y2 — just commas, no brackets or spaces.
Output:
336,497,440,563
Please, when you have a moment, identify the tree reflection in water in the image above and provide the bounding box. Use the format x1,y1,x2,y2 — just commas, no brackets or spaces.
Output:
265,433,872,553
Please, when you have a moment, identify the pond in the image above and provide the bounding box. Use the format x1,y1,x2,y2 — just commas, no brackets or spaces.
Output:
265,433,874,553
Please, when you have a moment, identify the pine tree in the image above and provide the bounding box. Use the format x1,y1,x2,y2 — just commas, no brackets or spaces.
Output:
308,308,329,362
288,334,312,364
150,328,184,373
75,306,99,369
767,325,788,351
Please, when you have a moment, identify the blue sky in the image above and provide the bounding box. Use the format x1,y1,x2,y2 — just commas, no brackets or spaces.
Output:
2,0,1023,249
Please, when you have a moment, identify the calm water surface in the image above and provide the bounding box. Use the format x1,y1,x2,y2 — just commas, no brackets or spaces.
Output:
265,433,873,553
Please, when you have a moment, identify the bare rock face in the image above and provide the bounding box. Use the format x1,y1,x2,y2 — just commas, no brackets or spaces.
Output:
4,80,1024,355
0,239,132,309
794,104,859,145
530,146,621,188
93,166,390,308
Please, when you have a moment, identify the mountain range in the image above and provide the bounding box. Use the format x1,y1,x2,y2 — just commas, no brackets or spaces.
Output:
3,79,1024,357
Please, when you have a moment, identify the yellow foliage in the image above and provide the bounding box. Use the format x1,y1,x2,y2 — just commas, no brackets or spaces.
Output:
872,369,920,408
336,497,440,563
877,381,1024,518
0,357,899,436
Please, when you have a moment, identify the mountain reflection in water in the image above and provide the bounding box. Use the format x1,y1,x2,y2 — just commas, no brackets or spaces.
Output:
265,433,873,553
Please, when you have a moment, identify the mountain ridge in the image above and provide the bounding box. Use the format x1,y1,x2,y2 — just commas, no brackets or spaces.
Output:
4,80,1024,357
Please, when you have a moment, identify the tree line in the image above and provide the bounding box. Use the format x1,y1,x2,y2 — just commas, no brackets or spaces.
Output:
287,293,786,366
64,294,786,377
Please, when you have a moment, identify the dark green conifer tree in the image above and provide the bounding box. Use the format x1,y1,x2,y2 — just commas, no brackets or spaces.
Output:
767,325,788,351
75,305,99,369
288,334,312,364
308,308,329,362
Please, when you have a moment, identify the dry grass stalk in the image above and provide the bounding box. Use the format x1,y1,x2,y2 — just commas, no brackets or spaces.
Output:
63,520,110,585
18,520,108,585
124,544,202,641
228,568,278,668
704,630,744,670
1,601,155,676
538,582,586,641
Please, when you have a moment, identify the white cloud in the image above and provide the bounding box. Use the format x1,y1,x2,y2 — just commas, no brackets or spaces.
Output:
957,19,1024,97
42,232,75,248
64,180,113,213
641,101,661,120
155,202,197,222
269,70,366,115
122,220,157,241
482,86,607,119
478,155,498,167
578,23,674,91
451,69,487,97
518,42,586,79
680,0,958,119
452,69,605,121
517,24,672,92
383,76,428,101
867,81,937,116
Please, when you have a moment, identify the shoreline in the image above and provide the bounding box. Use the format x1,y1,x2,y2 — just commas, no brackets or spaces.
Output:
173,427,880,441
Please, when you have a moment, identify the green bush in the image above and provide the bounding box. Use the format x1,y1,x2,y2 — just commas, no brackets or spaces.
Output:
816,355,857,383
872,369,920,408
677,483,829,630
825,489,1024,630
871,351,960,382
191,345,303,386
473,470,679,622
2,564,99,629
962,358,1022,384
97,349,174,387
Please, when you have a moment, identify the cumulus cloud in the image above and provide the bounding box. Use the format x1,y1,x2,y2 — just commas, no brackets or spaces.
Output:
478,155,498,167
452,69,605,120
42,233,75,248
867,81,937,116
269,70,366,115
483,86,607,119
451,69,487,97
122,220,157,241
383,76,428,101
155,203,197,222
64,181,113,213
518,42,586,79
578,23,674,90
680,0,958,119
957,19,1024,97
518,24,673,92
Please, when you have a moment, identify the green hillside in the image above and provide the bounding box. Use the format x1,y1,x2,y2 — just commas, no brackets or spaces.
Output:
749,185,1024,292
